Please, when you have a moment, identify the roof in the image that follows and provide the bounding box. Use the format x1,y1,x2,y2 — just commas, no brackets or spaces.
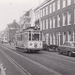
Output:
34,0,52,11
65,41,75,44
8,21,20,28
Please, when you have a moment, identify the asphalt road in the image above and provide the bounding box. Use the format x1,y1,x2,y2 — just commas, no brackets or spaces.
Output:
0,44,75,75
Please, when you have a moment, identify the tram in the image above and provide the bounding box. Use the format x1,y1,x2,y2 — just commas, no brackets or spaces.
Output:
15,27,43,52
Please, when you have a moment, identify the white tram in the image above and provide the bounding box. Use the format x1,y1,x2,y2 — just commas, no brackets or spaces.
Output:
15,27,43,52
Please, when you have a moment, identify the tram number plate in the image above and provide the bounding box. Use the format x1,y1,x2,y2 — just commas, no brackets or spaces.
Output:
34,43,37,48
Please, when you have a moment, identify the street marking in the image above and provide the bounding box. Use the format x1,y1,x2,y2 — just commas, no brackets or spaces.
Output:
2,45,62,75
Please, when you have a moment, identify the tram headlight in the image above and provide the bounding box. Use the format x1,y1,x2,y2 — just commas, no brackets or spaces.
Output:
34,43,37,48
40,43,41,46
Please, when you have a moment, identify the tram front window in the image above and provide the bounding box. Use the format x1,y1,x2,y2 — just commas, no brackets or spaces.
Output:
29,31,31,41
29,34,31,40
32,34,39,41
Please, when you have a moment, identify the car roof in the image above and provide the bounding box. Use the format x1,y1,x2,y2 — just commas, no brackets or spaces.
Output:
65,41,75,43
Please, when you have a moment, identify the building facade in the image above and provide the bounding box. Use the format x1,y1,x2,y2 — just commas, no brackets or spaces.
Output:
20,9,35,30
34,0,75,46
0,30,8,43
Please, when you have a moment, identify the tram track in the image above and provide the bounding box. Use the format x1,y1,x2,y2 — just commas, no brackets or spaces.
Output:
18,51,75,75
1,45,62,75
0,49,31,75
42,54,75,70
2,43,75,75
26,51,75,71
42,51,75,64
37,52,75,74
1,44,75,75
12,50,75,75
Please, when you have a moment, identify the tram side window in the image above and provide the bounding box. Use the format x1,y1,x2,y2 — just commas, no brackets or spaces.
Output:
21,34,25,41
17,34,22,41
32,34,39,41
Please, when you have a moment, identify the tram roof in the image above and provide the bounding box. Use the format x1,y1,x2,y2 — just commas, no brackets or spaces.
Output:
22,26,41,31
24,26,39,30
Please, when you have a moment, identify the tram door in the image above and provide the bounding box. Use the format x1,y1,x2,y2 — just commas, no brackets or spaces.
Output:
24,32,28,48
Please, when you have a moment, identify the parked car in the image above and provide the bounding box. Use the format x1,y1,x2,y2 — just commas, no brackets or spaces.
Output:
58,41,75,57
43,42,58,52
43,42,48,50
47,44,58,52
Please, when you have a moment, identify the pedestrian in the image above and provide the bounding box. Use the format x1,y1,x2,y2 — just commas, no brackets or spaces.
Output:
9,40,11,45
1,41,3,43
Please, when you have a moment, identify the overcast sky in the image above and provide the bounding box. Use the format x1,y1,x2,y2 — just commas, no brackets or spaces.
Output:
0,0,44,31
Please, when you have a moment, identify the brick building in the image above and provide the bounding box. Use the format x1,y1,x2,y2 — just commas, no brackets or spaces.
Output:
34,0,75,46
6,20,20,42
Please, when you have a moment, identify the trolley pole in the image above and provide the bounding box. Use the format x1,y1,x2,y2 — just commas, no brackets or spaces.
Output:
39,0,41,30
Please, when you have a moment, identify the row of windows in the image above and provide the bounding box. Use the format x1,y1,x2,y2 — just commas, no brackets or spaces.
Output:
40,9,75,30
45,31,75,45
35,0,74,20
45,32,61,45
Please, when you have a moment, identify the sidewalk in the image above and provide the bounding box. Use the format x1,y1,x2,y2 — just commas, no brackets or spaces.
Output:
3,43,16,50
